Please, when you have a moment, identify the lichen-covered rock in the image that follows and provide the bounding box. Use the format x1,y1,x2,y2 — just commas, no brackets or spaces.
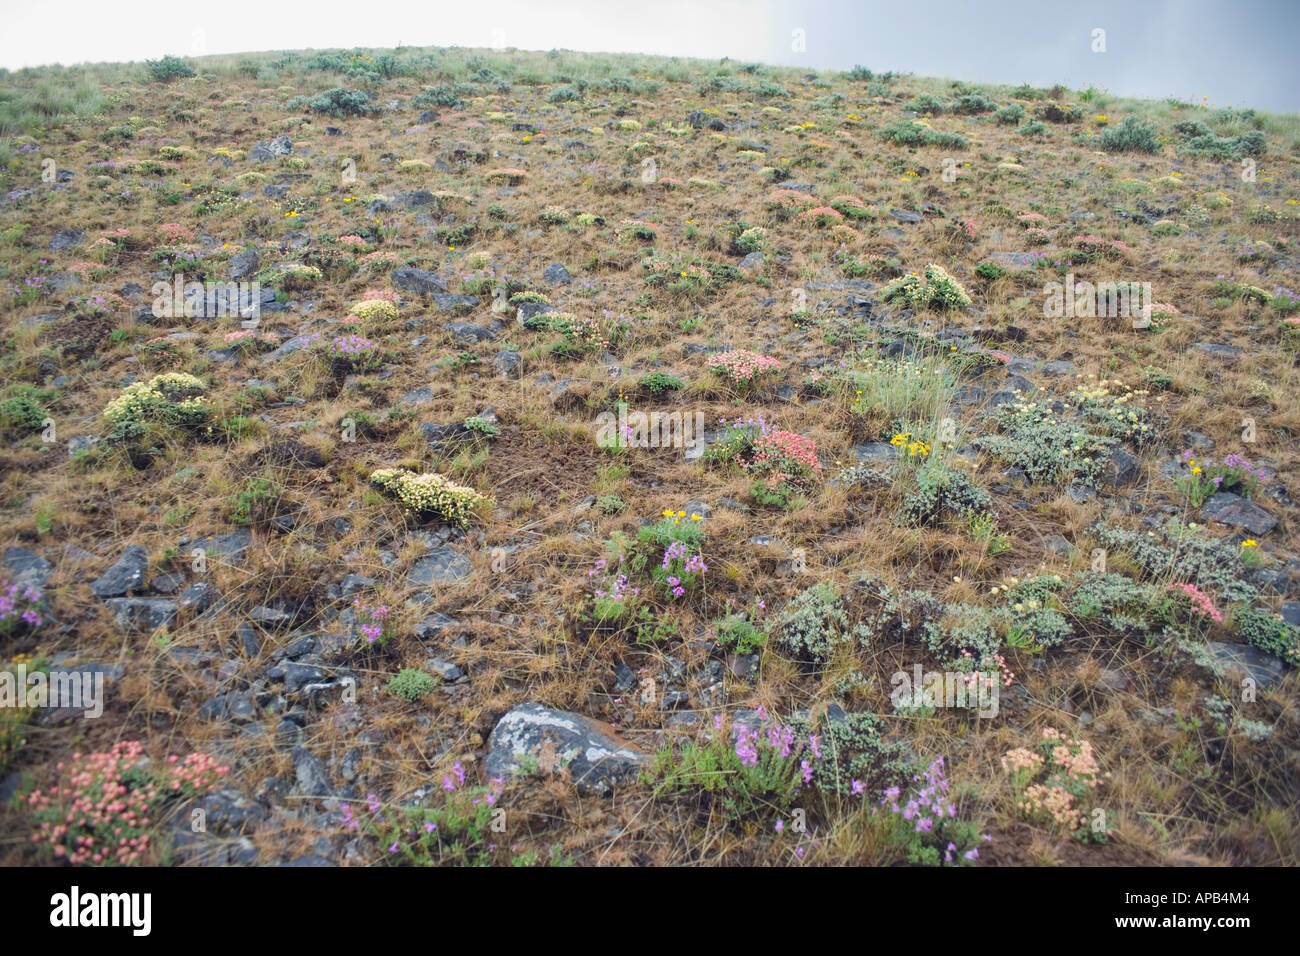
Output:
485,703,648,795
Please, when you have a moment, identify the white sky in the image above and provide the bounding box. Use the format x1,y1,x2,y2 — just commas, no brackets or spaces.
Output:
2,0,1297,113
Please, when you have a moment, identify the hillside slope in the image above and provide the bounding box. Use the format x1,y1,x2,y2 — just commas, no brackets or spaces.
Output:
0,47,1298,866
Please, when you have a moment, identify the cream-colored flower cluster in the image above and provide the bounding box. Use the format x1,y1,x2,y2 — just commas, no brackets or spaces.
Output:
350,299,399,322
370,468,493,528
102,373,208,428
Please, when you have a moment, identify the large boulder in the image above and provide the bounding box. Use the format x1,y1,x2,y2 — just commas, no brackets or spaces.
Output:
485,703,649,795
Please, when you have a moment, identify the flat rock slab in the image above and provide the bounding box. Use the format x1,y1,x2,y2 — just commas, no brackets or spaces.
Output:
1201,493,1277,536
187,528,254,566
1206,642,1287,688
485,703,649,794
850,442,901,465
408,547,472,586
982,251,1045,271
4,546,53,591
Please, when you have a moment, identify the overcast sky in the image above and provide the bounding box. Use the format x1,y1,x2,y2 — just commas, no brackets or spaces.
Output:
2,0,1297,113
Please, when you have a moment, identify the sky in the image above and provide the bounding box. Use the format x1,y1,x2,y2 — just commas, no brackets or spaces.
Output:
2,0,1297,113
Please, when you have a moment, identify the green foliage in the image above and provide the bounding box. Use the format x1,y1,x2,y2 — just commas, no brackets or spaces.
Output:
462,415,501,437
1098,117,1161,154
146,56,196,82
387,668,439,701
771,582,866,666
227,477,280,526
1091,519,1257,605
713,613,766,654
902,460,992,524
411,84,474,109
637,371,687,393
880,120,967,149
1067,571,1168,636
995,103,1025,125
880,265,972,311
1233,607,1300,665
303,88,378,118
983,398,1115,487
0,395,46,437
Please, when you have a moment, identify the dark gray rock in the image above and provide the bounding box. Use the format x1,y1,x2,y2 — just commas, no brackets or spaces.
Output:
1194,342,1242,358
890,209,923,224
1099,447,1139,488
187,528,253,566
395,190,435,209
414,613,458,640
1201,493,1277,536
1206,642,1286,687
198,691,257,723
4,546,53,592
292,747,333,798
408,548,472,586
392,267,448,296
284,662,327,694
433,294,479,313
105,597,178,631
266,335,315,359
446,321,494,344
484,703,649,795
543,263,571,285
738,252,765,272
517,301,557,325
400,386,434,406
427,658,463,681
493,351,522,376
229,249,260,280
91,545,150,598
850,442,900,465
49,228,85,250
178,581,219,614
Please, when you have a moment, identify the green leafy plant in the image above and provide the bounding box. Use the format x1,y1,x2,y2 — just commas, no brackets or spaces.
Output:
387,668,439,702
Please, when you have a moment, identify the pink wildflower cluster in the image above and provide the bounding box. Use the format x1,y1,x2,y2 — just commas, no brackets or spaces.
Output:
336,234,368,247
798,205,845,226
1004,728,1105,838
747,429,822,489
166,751,229,797
1072,235,1136,259
0,577,43,633
872,757,989,863
768,189,816,210
353,600,390,645
706,348,782,385
67,261,104,279
1174,582,1223,624
28,742,225,865
159,222,195,243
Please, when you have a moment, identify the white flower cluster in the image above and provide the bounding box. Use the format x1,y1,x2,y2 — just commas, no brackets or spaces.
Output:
370,468,493,528
102,372,208,428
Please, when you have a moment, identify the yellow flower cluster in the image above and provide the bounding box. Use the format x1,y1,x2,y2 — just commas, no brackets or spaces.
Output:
370,468,493,528
662,509,703,526
889,432,930,458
